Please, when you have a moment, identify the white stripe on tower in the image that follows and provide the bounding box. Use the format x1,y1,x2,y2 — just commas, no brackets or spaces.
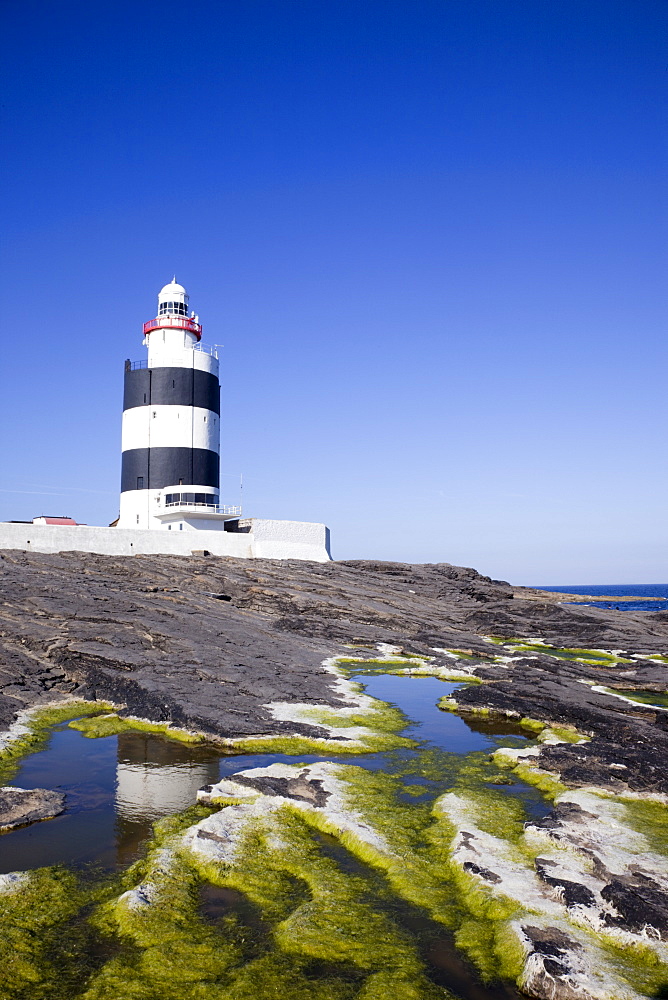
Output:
121,406,219,452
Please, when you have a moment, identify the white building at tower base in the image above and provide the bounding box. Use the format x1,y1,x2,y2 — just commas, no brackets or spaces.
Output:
0,518,332,562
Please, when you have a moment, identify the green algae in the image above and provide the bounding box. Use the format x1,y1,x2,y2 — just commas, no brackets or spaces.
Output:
63,782,455,999
4,659,665,998
182,755,546,990
84,852,244,1000
311,761,542,981
0,700,114,784
186,802,453,999
0,867,113,1000
228,679,416,755
441,648,491,661
439,699,589,748
452,906,522,981
537,724,589,743
597,934,668,998
229,732,412,755
437,696,460,713
335,657,430,673
453,916,525,983
601,687,668,709
517,717,543,732
506,762,567,798
617,797,668,855
491,751,568,800
298,699,409,735
437,696,492,717
68,713,209,744
451,787,531,846
483,637,639,666
420,669,483,682
509,642,633,665
336,655,485,682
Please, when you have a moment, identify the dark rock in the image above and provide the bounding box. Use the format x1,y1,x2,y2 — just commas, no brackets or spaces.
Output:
0,551,665,795
601,877,668,940
535,858,597,908
520,925,586,1000
0,786,66,830
462,861,501,884
231,770,331,807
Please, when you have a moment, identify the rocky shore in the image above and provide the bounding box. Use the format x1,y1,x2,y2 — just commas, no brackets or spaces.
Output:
0,550,666,782
0,548,666,999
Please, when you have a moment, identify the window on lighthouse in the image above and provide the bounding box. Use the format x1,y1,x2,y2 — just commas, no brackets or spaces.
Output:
158,301,188,316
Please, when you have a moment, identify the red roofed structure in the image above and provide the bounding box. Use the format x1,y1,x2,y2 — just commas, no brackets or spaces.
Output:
32,516,78,526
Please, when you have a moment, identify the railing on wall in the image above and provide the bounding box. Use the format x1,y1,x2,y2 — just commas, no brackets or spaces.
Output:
125,344,219,372
162,502,242,517
143,316,203,338
193,343,218,357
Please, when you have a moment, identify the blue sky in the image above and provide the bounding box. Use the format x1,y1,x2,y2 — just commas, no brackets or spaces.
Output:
1,0,666,583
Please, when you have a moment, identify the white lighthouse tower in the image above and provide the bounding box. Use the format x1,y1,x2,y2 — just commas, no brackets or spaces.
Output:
118,279,240,531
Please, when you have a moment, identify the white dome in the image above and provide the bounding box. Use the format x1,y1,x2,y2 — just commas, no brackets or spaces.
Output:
158,278,188,301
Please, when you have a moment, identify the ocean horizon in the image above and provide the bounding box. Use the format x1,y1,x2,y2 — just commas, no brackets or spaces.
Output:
532,583,668,613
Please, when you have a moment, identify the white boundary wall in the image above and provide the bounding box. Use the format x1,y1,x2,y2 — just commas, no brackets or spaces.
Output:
0,520,331,562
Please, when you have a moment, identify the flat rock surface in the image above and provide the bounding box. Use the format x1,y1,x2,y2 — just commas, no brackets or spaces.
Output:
0,550,666,794
0,786,66,830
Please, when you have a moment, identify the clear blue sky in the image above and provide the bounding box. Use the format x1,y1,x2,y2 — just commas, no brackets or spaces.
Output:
1,0,666,583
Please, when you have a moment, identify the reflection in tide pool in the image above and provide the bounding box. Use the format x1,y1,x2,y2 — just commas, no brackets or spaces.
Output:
0,727,224,873
116,733,221,820
114,732,222,867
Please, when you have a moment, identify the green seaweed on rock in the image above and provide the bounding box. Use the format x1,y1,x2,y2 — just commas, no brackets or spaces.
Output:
68,713,209,744
228,685,416,755
70,787,453,999
597,937,668,998
491,752,568,800
297,700,410,735
187,803,452,999
3,655,664,998
83,851,243,1000
335,656,485,682
0,866,114,1000
228,732,413,755
600,687,668,710
505,642,633,665
615,797,668,856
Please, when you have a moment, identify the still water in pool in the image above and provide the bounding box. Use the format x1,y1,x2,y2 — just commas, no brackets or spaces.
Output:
0,672,551,999
0,674,545,875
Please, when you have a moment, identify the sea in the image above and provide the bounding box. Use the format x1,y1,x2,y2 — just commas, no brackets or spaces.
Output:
534,583,668,613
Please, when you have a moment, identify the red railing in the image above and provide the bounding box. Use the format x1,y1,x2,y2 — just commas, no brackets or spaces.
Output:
143,316,202,340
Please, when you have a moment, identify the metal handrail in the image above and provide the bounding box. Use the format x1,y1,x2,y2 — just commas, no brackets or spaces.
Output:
193,343,218,357
126,347,218,371
162,502,242,516
143,316,203,339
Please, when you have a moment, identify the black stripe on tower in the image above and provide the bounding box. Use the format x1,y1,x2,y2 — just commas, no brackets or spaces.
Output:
123,366,220,414
121,448,219,492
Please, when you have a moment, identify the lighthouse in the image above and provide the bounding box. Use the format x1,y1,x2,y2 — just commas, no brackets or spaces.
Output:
0,276,331,559
118,280,239,531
